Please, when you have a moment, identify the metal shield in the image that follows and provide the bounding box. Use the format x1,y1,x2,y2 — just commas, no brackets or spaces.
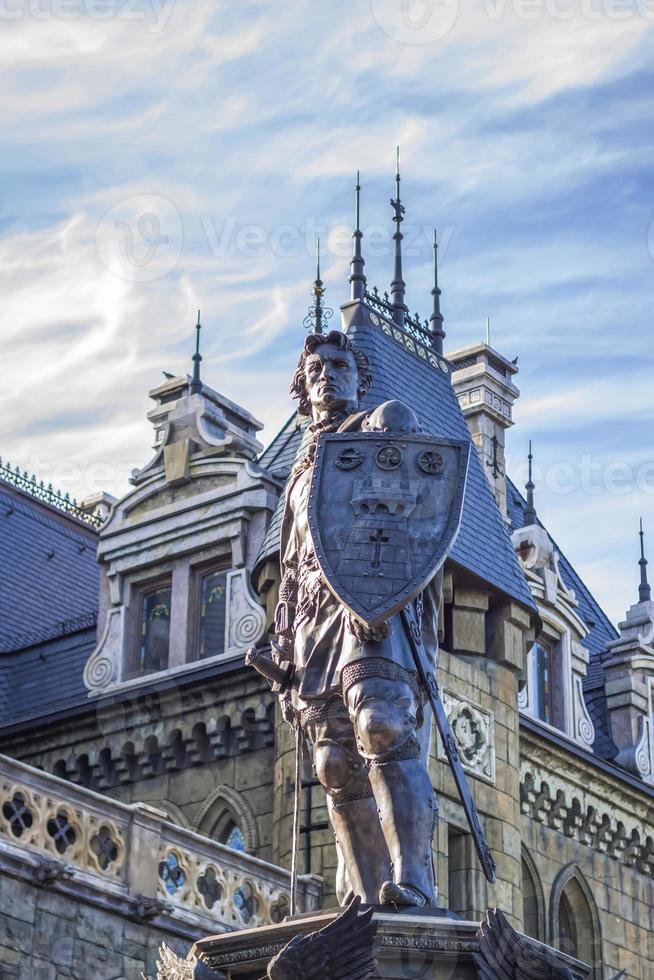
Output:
308,432,470,628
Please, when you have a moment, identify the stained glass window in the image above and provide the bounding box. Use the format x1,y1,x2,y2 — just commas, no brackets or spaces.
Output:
137,585,171,674
221,819,246,852
198,570,227,659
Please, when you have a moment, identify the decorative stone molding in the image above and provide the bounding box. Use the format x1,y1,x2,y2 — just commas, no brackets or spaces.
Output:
132,373,264,488
603,594,654,785
0,753,321,933
520,730,654,878
572,675,596,750
46,699,275,794
439,691,495,784
82,372,277,698
193,785,259,853
225,568,266,652
512,524,575,608
516,589,594,752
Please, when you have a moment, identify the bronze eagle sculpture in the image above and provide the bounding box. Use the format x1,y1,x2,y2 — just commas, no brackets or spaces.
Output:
475,908,575,980
156,896,378,980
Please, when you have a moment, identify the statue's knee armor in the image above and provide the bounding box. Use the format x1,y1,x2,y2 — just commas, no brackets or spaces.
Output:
301,698,371,800
313,739,366,792
345,673,420,763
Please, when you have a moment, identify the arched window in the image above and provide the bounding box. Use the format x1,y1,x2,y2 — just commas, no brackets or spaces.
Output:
550,866,602,976
521,848,545,942
558,889,578,958
220,819,246,852
193,785,259,855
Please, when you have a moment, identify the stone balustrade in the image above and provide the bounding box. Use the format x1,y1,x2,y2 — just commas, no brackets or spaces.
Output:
0,753,321,936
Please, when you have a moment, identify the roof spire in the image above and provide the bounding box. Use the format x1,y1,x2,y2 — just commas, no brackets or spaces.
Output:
429,229,445,354
303,238,332,333
189,309,203,394
524,440,537,526
349,171,366,301
390,146,407,329
639,518,651,603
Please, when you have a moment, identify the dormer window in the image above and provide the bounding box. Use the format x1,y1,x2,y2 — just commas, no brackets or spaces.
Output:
135,583,172,675
198,568,228,659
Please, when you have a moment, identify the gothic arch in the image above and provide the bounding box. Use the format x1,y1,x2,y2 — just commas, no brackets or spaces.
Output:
549,863,602,976
192,785,259,854
521,845,545,942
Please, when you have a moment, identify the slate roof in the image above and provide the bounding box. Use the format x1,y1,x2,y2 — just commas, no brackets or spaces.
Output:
256,308,537,615
0,625,96,726
506,479,619,759
0,480,100,654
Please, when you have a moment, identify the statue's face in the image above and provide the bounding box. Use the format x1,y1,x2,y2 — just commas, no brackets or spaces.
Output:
304,343,359,418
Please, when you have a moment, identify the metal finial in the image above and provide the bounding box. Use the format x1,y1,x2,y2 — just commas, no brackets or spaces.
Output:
390,146,406,329
349,171,366,301
303,238,332,333
486,316,491,346
524,440,537,526
429,229,445,355
639,518,651,602
189,309,203,394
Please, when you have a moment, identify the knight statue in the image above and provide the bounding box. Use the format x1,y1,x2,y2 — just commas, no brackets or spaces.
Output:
275,328,445,907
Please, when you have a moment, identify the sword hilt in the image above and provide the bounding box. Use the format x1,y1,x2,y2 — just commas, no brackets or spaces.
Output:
245,646,295,694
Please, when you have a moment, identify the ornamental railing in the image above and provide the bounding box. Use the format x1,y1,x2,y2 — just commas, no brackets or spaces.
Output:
364,286,436,349
0,754,320,931
0,458,103,529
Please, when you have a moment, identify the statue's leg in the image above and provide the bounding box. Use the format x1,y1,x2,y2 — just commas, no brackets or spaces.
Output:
303,701,391,904
344,670,437,907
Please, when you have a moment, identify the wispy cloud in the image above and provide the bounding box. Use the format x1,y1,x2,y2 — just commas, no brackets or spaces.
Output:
0,0,653,624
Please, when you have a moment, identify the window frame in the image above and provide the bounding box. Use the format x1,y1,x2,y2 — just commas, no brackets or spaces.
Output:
521,615,573,737
191,559,231,664
127,575,174,679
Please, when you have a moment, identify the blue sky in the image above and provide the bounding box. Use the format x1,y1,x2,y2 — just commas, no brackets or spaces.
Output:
1,0,653,624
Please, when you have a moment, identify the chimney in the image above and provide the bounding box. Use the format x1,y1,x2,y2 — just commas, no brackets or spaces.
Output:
448,342,519,519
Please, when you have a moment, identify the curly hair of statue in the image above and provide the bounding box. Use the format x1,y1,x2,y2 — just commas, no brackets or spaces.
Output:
289,330,373,416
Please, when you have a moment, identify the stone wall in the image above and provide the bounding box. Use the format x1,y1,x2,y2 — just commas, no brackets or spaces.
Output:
0,753,321,979
520,727,654,979
1,873,190,980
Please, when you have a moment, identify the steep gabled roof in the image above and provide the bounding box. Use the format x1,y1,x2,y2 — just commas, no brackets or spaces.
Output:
0,477,100,654
256,302,536,615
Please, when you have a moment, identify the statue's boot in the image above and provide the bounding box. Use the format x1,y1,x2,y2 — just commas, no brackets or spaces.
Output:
328,794,391,905
368,758,437,907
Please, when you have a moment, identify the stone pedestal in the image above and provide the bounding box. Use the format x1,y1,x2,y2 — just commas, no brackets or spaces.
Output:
192,906,591,980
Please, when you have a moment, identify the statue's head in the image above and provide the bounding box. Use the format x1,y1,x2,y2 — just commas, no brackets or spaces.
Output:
290,330,373,419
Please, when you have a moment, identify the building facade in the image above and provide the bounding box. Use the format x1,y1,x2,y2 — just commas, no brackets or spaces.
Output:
1,187,653,980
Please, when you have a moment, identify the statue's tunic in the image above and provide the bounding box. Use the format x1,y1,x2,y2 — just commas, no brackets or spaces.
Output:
279,410,441,707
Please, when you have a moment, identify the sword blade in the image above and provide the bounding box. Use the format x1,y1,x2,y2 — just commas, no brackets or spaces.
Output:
401,607,497,885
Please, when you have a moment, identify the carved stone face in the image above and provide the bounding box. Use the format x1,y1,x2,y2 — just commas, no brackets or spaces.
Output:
304,343,359,419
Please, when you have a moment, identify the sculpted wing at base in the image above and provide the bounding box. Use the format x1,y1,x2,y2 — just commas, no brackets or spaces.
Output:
475,908,574,980
156,944,224,980
266,896,378,980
